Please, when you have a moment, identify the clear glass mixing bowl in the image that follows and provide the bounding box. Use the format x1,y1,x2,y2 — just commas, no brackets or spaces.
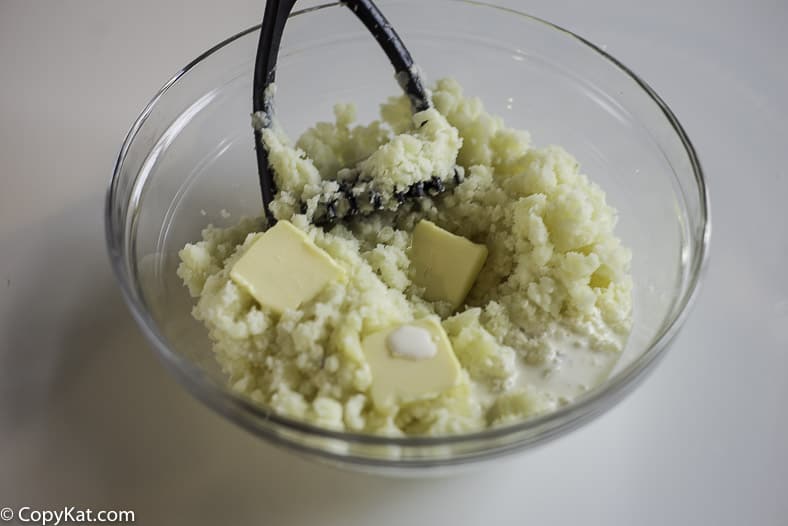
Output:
105,0,710,474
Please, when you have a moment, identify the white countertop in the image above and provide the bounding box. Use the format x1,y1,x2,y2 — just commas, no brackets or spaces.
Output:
1,1,786,524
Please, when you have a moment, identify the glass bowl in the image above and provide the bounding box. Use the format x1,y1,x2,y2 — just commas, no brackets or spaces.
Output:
105,0,709,474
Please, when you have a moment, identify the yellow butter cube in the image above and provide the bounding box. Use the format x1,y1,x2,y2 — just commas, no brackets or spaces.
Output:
230,220,344,313
410,220,488,309
361,318,461,409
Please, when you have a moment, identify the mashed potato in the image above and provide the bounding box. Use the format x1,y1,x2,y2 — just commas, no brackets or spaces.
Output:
178,78,632,436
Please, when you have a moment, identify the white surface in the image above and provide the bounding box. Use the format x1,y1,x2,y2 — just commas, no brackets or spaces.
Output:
1,1,786,524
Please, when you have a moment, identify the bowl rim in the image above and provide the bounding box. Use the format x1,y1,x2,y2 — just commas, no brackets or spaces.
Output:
105,0,711,466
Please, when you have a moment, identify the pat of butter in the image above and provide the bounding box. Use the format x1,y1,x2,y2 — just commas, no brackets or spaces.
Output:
410,220,488,310
230,220,344,313
362,318,461,409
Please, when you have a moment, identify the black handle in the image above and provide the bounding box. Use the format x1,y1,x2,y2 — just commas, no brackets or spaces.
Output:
252,0,297,118
252,0,431,223
252,0,296,223
345,0,430,112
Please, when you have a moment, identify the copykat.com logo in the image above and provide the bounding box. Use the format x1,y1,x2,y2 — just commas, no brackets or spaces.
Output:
0,506,135,525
